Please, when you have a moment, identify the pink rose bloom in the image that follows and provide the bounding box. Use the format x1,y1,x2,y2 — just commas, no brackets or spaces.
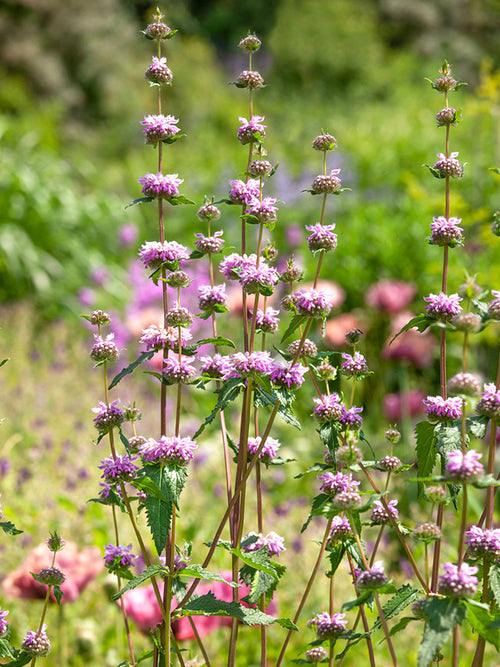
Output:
365,280,417,315
2,542,103,603
383,390,427,422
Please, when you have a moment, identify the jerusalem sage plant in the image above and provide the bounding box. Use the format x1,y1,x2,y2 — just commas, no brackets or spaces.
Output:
2,7,500,667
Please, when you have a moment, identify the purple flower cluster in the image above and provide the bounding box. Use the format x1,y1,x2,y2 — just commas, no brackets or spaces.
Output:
239,262,280,294
429,216,464,247
371,499,399,525
98,454,139,483
423,395,463,422
438,562,478,598
341,352,369,377
198,284,227,312
318,471,359,496
243,435,281,463
295,289,332,318
140,325,192,352
308,611,347,639
140,114,180,144
488,290,500,320
270,363,308,390
253,307,280,334
328,515,354,543
138,172,183,199
145,56,173,85
237,115,267,144
162,357,197,384
312,394,343,423
104,543,137,571
223,351,274,379
194,230,225,254
228,179,260,206
424,292,462,321
243,531,285,557
92,400,125,432
21,624,51,657
219,253,257,280
311,169,342,194
339,405,364,431
356,561,388,590
306,222,338,253
246,197,279,225
90,333,120,363
139,435,197,466
476,382,500,419
445,449,484,483
138,240,190,269
465,525,500,562
199,353,231,379
433,151,463,178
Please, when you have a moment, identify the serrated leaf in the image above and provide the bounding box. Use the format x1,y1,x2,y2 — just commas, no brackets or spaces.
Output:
108,351,155,390
112,564,167,600
417,598,467,667
193,336,235,349
295,462,328,479
473,474,500,488
280,315,309,344
415,421,437,495
326,544,346,577
125,196,154,208
215,542,283,578
180,592,297,629
0,521,23,536
144,465,187,555
253,385,300,429
489,564,500,606
370,585,420,633
301,493,335,533
465,600,500,650
179,565,239,587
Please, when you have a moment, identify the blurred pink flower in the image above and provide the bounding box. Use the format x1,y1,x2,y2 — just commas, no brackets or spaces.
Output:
324,312,363,348
382,312,436,368
119,223,139,246
302,280,345,311
365,280,417,315
383,390,427,422
121,570,277,640
2,542,103,603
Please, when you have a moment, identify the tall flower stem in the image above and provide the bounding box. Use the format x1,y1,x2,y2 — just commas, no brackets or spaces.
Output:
275,517,334,667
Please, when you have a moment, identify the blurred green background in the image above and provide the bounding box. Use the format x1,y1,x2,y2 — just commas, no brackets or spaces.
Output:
1,0,499,318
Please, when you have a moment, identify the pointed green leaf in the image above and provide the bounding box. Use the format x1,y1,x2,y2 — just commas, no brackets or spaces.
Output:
0,638,16,660
193,378,245,438
125,196,154,208
370,584,420,633
112,564,167,600
108,350,155,389
389,616,419,636
341,590,373,611
179,565,239,587
326,544,346,577
415,421,437,495
2,651,32,666
144,465,187,555
168,195,196,206
418,598,467,667
0,358,9,368
465,600,500,650
280,315,308,344
0,521,23,536
489,563,500,606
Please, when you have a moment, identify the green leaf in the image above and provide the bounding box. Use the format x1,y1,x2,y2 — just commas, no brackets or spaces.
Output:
144,465,187,555
465,600,500,650
415,421,437,495
179,565,239,587
466,416,489,441
112,564,168,600
370,584,421,633
489,563,500,606
125,196,154,208
0,521,23,535
136,648,155,664
0,358,9,368
215,541,283,579
108,350,155,389
326,544,346,578
280,315,308,344
341,590,373,611
180,591,297,630
0,638,16,660
389,616,419,636
168,195,196,206
418,598,467,667
253,385,300,429
301,493,336,533
489,167,500,174
193,378,245,438
239,547,286,604
2,651,32,666
390,314,432,344
53,584,63,605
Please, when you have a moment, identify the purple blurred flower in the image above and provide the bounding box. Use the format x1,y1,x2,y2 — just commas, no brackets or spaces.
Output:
138,172,183,199
295,289,332,318
0,609,8,638
383,389,426,422
78,287,96,307
365,280,417,315
424,292,462,321
487,290,500,320
90,266,110,287
445,449,484,483
438,562,478,598
119,223,138,247
139,435,197,466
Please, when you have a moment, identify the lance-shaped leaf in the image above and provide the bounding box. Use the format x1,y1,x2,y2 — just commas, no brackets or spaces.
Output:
125,196,154,208
0,638,17,660
180,591,297,629
370,584,420,633
415,421,437,496
179,565,239,588
193,378,245,438
144,465,188,555
1,651,32,666
417,598,466,667
280,315,308,344
108,350,155,390
301,493,337,533
0,521,23,536
112,564,168,600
